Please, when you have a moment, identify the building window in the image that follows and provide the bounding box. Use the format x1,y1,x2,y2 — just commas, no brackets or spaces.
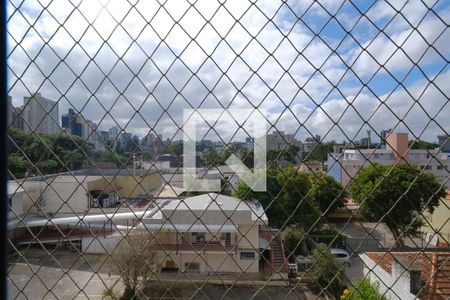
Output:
240,251,255,260
437,165,443,170
185,262,200,272
425,165,432,170
191,232,205,242
220,232,231,242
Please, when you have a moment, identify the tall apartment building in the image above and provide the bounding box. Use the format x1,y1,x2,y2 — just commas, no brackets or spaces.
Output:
438,135,450,153
22,93,60,134
62,108,106,151
266,131,303,152
326,132,449,188
109,126,120,140
7,96,13,127
304,134,321,153
62,108,83,137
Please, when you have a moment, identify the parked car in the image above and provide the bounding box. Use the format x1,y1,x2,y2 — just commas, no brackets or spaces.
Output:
330,248,350,264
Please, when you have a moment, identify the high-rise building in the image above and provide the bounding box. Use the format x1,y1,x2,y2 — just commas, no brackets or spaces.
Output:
62,108,83,137
7,96,12,127
62,108,107,151
109,126,120,141
22,93,60,134
438,135,450,153
266,131,303,152
304,134,321,153
100,130,110,141
381,129,392,143
11,106,25,130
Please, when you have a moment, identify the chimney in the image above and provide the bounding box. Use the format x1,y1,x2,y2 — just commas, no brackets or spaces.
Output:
386,132,409,162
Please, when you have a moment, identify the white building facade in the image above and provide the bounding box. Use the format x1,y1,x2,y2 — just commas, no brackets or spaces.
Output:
326,133,449,188
140,193,268,274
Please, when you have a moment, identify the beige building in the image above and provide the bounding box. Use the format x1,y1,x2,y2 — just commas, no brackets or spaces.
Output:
298,161,323,173
22,93,60,134
9,169,162,218
326,133,449,188
422,190,450,244
140,193,268,274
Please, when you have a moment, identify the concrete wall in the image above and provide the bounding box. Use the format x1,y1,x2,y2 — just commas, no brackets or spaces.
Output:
422,197,450,237
165,209,250,226
237,225,258,250
360,254,415,300
17,172,162,216
153,225,259,273
20,181,45,215
42,180,90,215
160,250,259,273
86,177,108,192
113,173,162,197
82,235,122,254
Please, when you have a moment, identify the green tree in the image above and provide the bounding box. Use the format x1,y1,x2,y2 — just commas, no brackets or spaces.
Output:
282,144,301,163
282,226,316,257
234,167,281,226
8,154,29,178
409,140,438,150
312,243,345,299
276,166,320,230
349,163,445,246
239,148,254,168
201,146,219,167
306,142,334,162
309,172,346,214
235,166,323,230
8,128,95,178
160,142,183,155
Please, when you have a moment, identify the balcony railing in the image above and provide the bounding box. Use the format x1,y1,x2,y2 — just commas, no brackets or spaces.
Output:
160,241,235,253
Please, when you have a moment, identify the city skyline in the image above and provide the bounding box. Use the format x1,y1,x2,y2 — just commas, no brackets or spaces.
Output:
8,95,448,147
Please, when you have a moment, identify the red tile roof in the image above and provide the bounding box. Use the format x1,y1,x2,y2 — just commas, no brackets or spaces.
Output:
365,252,450,300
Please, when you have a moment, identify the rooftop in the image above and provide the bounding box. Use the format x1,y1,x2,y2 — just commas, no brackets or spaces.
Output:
143,193,268,225
365,251,450,300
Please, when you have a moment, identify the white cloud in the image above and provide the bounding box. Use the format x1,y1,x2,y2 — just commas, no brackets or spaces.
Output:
6,0,449,143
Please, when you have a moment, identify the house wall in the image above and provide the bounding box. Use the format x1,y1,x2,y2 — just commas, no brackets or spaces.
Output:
82,235,122,254
360,254,415,300
159,250,259,273
20,181,45,215
132,226,258,273
236,225,259,250
165,209,251,226
112,172,162,197
42,180,90,215
16,173,162,216
422,196,450,238
86,177,108,192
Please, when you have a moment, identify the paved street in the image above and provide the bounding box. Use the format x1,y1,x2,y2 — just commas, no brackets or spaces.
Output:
8,248,123,300
8,247,325,299
344,257,364,285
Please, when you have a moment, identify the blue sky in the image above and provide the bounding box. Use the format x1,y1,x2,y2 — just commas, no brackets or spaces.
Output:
6,0,450,143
